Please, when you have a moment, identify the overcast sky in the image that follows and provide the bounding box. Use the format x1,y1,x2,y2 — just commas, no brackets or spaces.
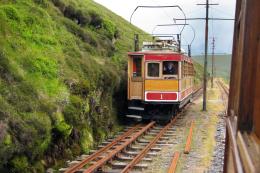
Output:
94,0,236,55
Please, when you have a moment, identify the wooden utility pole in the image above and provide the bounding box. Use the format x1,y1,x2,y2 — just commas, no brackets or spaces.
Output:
211,37,215,88
197,1,218,111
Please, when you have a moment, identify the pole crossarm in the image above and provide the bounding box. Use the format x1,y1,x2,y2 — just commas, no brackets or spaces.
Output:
174,18,234,21
197,3,219,5
157,24,188,26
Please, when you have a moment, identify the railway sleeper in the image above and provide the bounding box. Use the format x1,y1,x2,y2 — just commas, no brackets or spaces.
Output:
97,145,116,149
101,141,124,145
75,154,89,161
164,131,175,135
116,155,153,162
149,129,162,133
153,126,164,130
67,160,81,167
110,162,148,169
167,127,177,131
137,139,150,143
129,146,162,151
123,150,158,157
157,140,174,144
59,168,86,173
133,142,173,147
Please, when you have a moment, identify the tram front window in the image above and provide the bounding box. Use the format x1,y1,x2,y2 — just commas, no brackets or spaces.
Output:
147,63,160,77
163,61,178,75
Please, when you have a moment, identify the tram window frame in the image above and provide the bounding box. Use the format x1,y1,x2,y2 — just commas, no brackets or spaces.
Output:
146,62,160,78
162,61,179,79
132,57,142,77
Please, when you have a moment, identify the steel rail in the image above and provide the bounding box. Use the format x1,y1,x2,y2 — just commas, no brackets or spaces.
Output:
64,124,142,173
167,152,180,173
82,121,156,173
217,80,229,96
121,115,179,173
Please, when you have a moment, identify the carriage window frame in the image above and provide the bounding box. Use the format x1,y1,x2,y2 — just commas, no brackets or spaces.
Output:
132,57,142,78
162,61,179,79
146,62,161,79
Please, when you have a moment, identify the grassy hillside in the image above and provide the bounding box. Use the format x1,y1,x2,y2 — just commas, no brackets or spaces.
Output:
0,0,152,172
193,54,232,81
0,0,204,172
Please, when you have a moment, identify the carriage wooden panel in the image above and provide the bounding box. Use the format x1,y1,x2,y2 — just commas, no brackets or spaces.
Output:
225,0,260,172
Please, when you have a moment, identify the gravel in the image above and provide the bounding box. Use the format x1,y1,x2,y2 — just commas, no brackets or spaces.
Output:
207,112,226,173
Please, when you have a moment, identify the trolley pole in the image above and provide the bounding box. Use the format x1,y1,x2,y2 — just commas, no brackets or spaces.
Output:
211,37,215,88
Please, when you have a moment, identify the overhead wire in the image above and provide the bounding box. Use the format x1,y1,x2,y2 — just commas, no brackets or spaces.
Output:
150,0,189,44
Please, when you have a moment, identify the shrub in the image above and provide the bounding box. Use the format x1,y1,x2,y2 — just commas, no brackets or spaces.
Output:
63,19,97,46
103,19,117,40
0,122,7,143
63,95,85,126
70,79,90,97
76,10,90,26
80,127,93,153
52,112,72,138
8,113,52,160
24,56,58,79
114,28,120,39
10,156,29,173
33,0,48,8
1,6,20,21
51,0,66,12
89,11,102,28
64,5,76,20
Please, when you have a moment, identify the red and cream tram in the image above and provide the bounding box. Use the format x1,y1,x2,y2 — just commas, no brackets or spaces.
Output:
127,40,195,120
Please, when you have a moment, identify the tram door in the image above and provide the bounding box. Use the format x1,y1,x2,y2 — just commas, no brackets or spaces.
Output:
128,56,143,100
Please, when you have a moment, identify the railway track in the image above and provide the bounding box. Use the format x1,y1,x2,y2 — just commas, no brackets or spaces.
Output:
58,87,203,173
216,80,229,96
59,115,184,173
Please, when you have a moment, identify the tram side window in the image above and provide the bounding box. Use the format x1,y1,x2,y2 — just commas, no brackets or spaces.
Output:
163,61,178,75
133,58,142,77
147,63,160,77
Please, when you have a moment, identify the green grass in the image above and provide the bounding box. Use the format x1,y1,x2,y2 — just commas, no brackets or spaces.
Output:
0,0,202,172
0,0,152,172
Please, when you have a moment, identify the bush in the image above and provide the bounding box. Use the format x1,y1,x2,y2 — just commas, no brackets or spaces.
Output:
33,0,48,8
10,156,29,173
63,95,85,126
76,10,90,26
51,0,66,12
64,5,76,20
103,19,117,40
52,112,72,137
1,6,20,21
8,113,52,160
70,79,90,97
89,11,102,28
63,19,97,46
24,56,58,79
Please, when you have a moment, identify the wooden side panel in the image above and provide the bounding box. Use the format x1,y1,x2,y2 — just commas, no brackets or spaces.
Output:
225,0,260,172
180,77,193,91
237,0,260,131
129,81,143,100
253,36,260,138
228,0,245,119
145,80,178,91
128,55,144,100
